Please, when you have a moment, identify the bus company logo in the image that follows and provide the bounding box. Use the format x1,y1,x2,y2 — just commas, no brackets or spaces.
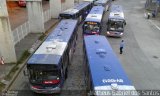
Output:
102,79,124,83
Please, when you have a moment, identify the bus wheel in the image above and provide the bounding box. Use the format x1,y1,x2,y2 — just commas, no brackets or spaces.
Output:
65,69,68,79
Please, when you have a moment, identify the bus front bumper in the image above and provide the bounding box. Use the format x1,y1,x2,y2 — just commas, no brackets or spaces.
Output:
106,31,123,37
30,85,61,94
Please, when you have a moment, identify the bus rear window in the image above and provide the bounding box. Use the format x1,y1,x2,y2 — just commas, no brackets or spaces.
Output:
29,69,60,84
27,64,60,84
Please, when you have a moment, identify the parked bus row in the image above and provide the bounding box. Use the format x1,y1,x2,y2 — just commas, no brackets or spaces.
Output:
25,2,96,93
24,1,93,94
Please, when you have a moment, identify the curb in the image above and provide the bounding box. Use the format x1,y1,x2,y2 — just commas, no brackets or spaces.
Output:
2,19,59,93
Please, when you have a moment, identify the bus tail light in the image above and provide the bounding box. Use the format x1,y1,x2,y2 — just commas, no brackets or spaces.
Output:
43,80,60,84
92,32,96,33
92,32,98,35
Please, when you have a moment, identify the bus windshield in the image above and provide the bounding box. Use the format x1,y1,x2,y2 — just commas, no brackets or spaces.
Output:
108,20,124,32
29,69,60,84
84,23,100,34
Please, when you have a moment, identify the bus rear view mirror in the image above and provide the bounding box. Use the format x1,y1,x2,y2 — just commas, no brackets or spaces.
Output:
124,21,126,25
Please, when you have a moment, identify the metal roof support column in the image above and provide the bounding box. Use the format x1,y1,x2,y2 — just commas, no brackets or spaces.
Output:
26,0,44,33
0,0,17,63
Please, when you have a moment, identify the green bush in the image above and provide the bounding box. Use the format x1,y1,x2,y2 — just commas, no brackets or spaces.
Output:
38,34,46,41
17,50,30,64
4,65,19,81
0,82,5,92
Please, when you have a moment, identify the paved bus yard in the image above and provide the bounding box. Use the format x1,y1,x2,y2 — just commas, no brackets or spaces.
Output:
2,0,160,96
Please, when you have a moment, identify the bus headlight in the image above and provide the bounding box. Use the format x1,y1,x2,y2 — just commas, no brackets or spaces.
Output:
120,33,123,35
107,32,110,34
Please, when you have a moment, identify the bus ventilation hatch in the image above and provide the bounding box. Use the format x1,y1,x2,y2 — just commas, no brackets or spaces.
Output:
46,44,56,52
94,40,99,44
104,65,110,71
91,15,97,17
96,48,107,58
57,29,63,36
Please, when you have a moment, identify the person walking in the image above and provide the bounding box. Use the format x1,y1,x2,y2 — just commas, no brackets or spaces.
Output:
120,40,124,54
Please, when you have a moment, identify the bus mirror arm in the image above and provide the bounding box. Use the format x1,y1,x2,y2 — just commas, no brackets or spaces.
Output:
124,21,126,25
23,70,29,76
106,21,109,25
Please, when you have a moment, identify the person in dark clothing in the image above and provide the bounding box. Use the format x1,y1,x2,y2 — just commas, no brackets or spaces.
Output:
120,40,124,54
152,10,156,18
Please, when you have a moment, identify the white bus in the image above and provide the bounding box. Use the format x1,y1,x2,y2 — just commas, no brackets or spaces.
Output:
106,5,126,37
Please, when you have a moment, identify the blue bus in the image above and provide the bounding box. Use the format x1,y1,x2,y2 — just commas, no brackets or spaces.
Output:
59,2,92,23
94,0,111,11
83,0,97,2
25,19,78,94
83,35,138,96
83,6,105,35
106,5,126,37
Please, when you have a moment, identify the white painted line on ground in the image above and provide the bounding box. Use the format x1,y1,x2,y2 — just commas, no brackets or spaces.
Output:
149,20,160,31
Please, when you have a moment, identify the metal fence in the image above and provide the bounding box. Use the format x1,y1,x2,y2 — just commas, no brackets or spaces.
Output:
12,9,51,45
12,21,30,45
44,9,51,23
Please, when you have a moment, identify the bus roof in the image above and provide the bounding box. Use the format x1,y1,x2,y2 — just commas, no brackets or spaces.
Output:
84,6,104,23
109,5,124,20
27,19,78,65
94,0,109,5
83,0,96,2
83,0,95,2
60,2,91,15
84,35,136,91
